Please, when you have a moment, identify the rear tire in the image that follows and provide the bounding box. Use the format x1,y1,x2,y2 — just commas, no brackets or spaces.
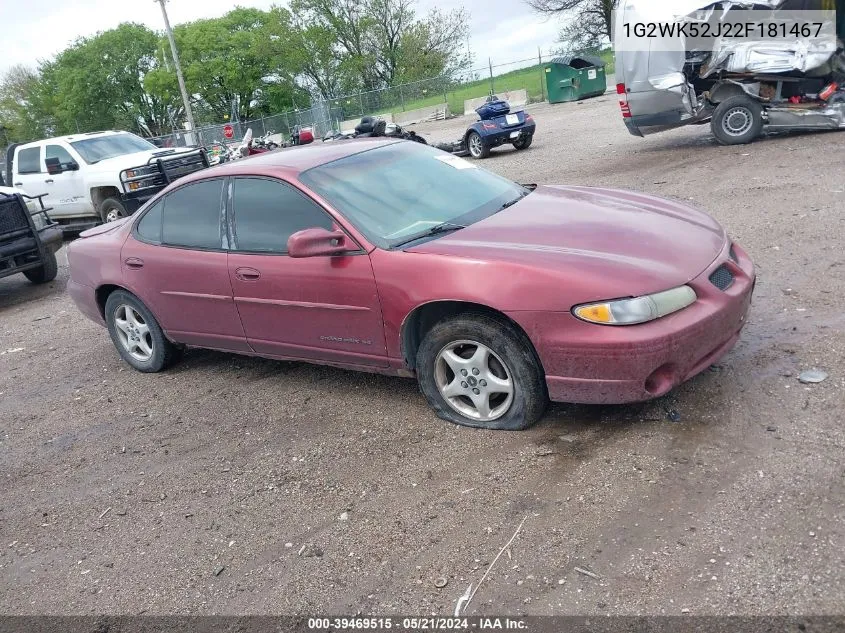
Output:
467,132,490,159
104,290,182,373
416,313,548,430
513,134,533,150
99,197,128,223
23,251,58,284
711,95,763,145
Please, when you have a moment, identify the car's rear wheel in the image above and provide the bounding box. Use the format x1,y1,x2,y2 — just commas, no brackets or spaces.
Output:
99,197,128,223
711,95,763,145
467,132,490,159
416,313,547,430
23,251,58,284
105,290,182,372
513,134,533,150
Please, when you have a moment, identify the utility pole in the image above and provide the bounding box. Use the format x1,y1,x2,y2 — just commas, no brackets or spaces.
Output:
154,0,196,136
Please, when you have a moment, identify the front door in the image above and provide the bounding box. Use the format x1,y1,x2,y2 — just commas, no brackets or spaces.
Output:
226,177,388,367
121,178,249,352
43,144,88,217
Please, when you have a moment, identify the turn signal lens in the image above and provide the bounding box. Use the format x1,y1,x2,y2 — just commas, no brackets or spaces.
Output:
574,304,612,323
573,286,697,326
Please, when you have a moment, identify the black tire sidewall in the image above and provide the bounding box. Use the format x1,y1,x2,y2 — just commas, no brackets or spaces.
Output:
99,197,128,223
23,250,58,284
712,96,763,145
513,134,533,150
416,314,547,430
104,290,171,373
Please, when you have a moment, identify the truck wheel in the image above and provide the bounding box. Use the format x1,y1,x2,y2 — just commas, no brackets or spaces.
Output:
99,197,128,223
711,96,763,145
23,251,59,284
467,132,490,159
513,134,533,150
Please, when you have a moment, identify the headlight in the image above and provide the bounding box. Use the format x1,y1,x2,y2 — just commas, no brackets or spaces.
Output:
573,285,697,326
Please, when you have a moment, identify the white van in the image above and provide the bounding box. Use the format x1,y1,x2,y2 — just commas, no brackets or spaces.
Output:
614,0,845,144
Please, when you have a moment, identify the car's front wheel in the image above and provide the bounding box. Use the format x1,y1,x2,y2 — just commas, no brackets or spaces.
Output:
416,314,548,430
23,251,58,284
105,290,182,372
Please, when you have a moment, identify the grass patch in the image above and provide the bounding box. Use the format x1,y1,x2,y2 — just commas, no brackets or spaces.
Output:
398,50,615,115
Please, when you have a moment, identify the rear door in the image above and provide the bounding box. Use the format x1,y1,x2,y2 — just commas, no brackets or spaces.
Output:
226,176,388,367
13,144,45,195
121,177,249,352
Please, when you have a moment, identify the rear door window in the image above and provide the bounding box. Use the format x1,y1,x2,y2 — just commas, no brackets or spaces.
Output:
17,147,42,174
161,179,225,250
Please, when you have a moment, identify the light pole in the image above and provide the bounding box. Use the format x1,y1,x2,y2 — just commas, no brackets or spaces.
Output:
154,0,197,136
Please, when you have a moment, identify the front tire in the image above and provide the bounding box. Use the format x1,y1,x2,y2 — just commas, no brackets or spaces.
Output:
105,290,182,373
99,197,128,223
467,132,490,159
711,95,763,145
416,313,548,430
23,251,58,284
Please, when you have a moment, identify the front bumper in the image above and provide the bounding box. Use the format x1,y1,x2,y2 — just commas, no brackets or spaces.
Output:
120,189,160,213
508,241,755,405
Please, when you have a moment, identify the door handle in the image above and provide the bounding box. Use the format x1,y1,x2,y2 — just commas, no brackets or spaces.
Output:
235,267,260,281
13,182,23,187
44,179,54,184
124,257,144,269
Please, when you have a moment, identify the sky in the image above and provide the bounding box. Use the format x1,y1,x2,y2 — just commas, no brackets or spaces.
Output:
0,0,564,77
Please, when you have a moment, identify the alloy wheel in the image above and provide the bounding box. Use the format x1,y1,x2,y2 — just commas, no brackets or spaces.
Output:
434,340,514,422
468,134,483,158
114,304,154,362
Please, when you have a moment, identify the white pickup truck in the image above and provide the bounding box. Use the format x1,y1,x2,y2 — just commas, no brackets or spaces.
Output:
4,131,208,230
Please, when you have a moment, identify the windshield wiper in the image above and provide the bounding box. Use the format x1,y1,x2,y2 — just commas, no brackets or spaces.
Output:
393,222,466,248
499,189,530,211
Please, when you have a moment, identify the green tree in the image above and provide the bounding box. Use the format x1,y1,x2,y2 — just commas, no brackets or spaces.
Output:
0,65,51,143
43,23,176,136
528,0,618,44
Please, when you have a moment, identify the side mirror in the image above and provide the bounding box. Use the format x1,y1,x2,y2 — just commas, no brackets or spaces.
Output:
45,157,79,175
45,157,62,175
287,227,350,258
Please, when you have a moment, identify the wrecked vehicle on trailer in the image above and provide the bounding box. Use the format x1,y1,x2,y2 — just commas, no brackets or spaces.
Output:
615,0,845,143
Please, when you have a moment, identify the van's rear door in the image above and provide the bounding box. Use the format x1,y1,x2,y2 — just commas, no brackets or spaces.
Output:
614,0,700,136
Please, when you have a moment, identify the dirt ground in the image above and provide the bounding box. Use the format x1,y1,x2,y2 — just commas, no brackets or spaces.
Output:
1,97,844,617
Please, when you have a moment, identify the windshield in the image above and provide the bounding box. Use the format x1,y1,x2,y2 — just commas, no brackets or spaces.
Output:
70,134,157,164
299,142,527,249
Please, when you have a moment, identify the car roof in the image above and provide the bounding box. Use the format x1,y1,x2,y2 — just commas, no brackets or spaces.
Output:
17,130,133,148
188,138,402,182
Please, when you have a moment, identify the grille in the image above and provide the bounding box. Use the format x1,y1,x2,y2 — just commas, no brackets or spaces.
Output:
161,152,208,182
0,195,30,235
709,264,734,291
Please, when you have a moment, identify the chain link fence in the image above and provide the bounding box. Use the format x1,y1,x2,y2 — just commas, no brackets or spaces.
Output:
149,47,613,148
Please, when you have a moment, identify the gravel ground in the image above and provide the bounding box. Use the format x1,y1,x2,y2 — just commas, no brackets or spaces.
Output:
1,97,844,617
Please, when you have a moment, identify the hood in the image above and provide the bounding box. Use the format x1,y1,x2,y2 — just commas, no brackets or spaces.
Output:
85,147,195,173
410,185,726,299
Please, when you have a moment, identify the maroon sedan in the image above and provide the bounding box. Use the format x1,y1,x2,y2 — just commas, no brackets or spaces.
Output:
67,139,755,430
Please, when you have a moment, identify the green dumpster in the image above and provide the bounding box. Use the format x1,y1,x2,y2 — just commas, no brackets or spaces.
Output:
544,55,608,103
